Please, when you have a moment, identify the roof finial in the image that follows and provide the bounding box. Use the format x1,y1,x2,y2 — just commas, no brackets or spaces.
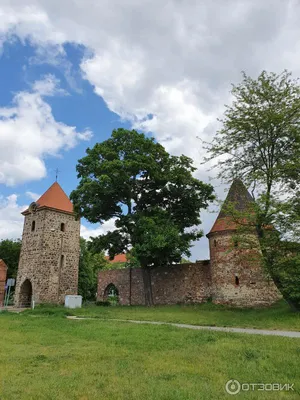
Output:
55,168,60,182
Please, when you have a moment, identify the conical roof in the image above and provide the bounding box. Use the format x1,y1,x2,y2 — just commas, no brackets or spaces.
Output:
22,182,74,215
207,179,254,236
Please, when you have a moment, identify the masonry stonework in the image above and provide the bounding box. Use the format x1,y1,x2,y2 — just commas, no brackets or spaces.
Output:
14,183,80,307
97,179,282,308
14,179,281,308
205,179,282,307
208,230,281,307
97,262,211,305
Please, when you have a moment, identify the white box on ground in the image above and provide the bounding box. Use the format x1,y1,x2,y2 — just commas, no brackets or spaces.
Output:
65,295,82,309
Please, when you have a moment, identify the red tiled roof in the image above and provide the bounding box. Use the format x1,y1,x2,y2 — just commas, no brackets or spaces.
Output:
22,182,74,215
208,217,240,234
105,254,128,263
207,179,254,236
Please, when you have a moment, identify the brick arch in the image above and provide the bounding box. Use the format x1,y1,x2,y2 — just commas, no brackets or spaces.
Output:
103,283,119,302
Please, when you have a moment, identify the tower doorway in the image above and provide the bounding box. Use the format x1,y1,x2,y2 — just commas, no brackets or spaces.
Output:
19,279,32,308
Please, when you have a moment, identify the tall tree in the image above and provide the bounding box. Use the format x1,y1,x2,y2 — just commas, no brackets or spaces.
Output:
71,128,215,305
0,239,21,279
78,237,108,301
206,70,300,310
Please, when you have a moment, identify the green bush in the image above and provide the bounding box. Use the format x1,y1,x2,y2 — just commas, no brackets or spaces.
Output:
95,301,110,307
273,256,300,310
108,295,119,306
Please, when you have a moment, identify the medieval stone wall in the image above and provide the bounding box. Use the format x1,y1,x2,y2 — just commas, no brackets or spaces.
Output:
15,208,80,306
208,230,282,307
97,261,212,305
0,260,7,306
98,235,281,308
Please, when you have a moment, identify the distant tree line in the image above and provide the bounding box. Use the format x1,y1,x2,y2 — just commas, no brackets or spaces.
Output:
0,239,21,279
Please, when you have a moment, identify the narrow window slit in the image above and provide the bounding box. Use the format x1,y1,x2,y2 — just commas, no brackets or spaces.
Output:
60,255,65,269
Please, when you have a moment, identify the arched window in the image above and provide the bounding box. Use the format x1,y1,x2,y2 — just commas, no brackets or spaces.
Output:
60,223,65,232
104,283,119,305
31,221,36,232
235,275,240,286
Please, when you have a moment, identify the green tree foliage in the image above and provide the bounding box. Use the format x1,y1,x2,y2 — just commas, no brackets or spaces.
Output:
206,70,300,310
265,240,300,309
102,261,127,270
78,237,108,301
0,239,21,279
71,128,215,305
181,257,192,263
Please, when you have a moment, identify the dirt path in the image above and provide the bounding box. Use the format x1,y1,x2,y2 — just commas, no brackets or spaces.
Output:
66,316,300,338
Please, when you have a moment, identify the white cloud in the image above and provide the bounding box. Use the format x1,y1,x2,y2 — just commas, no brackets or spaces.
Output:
31,74,67,96
0,74,92,186
1,0,300,167
0,195,26,240
80,219,117,241
1,0,300,257
25,191,40,201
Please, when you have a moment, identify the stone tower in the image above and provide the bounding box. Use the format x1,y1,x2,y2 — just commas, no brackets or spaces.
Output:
15,182,80,307
207,179,281,307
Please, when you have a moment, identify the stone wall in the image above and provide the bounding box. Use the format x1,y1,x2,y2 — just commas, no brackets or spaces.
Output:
0,260,7,306
208,230,282,307
15,208,80,306
98,234,282,308
97,261,212,305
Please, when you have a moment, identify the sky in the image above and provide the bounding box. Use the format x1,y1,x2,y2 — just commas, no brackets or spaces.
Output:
0,0,300,260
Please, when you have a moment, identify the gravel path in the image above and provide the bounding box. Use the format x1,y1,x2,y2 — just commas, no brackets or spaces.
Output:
67,316,300,338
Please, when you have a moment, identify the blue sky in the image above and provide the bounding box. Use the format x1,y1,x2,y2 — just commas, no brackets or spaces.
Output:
0,40,129,194
1,0,299,260
0,38,135,250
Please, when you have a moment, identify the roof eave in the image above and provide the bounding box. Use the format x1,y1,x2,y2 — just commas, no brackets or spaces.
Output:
22,205,76,216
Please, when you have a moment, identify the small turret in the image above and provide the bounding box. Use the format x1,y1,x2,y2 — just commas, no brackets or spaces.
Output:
207,179,281,307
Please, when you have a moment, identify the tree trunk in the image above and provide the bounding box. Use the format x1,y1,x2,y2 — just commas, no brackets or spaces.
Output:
142,267,154,306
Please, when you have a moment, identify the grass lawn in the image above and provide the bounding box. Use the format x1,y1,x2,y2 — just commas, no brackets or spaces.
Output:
0,306,300,399
26,300,300,331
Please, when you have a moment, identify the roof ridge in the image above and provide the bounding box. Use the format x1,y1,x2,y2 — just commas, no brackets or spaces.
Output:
23,182,74,215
